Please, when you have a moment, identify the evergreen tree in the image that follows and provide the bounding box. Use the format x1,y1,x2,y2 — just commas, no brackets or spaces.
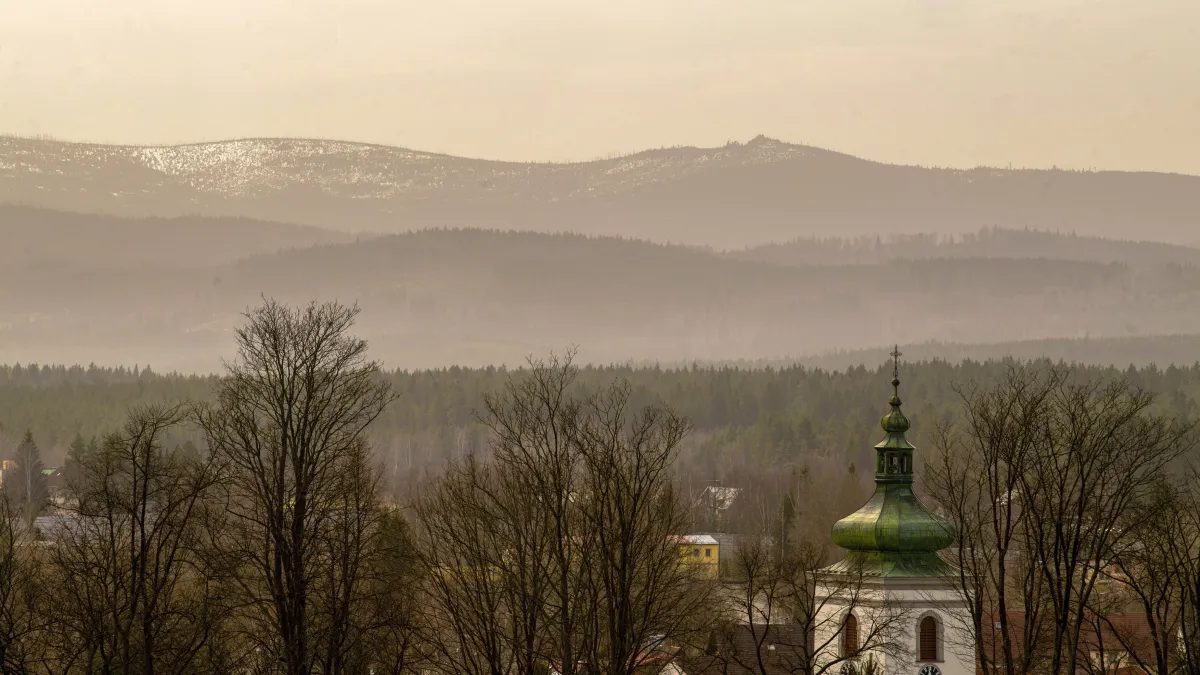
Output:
8,431,48,523
63,432,88,490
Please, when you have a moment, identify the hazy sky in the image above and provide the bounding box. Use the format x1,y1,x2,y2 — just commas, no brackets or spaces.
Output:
2,0,1198,173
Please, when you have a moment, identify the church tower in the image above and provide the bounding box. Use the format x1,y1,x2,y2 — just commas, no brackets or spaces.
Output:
813,348,971,675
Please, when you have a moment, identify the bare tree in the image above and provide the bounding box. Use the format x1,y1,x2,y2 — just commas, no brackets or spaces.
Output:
574,380,711,675
930,364,1198,675
1086,478,1186,675
0,492,52,673
925,364,1059,675
808,554,911,675
713,533,787,675
710,472,905,675
1094,463,1200,675
1018,376,1197,675
1176,463,1200,675
415,354,596,675
356,507,427,675
480,351,594,675
313,439,409,674
415,355,710,675
414,456,533,675
196,299,397,675
51,403,226,675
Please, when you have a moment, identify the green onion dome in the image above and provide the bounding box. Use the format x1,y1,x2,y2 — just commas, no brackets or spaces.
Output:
827,349,955,577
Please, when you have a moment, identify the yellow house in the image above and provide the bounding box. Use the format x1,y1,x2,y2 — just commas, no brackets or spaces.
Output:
0,459,16,488
676,534,719,579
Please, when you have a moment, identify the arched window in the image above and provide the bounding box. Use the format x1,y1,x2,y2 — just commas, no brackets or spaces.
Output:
919,615,938,661
842,614,859,656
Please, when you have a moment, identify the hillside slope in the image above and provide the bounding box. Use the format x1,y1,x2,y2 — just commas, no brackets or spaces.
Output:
3,228,1200,372
3,135,1198,248
0,205,358,267
729,229,1200,269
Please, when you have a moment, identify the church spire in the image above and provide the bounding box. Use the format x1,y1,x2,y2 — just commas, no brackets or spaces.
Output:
827,347,955,577
875,345,913,482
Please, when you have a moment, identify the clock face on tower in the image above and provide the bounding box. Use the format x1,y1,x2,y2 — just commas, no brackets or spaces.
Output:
918,666,942,675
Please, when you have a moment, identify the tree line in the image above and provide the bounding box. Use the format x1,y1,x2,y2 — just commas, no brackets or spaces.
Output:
728,227,1200,269
5,355,1200,497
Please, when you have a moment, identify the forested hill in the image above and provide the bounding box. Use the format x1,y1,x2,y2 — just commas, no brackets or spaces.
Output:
4,134,1199,248
3,359,1198,492
729,229,1200,268
700,335,1200,372
0,204,359,268
8,227,1200,371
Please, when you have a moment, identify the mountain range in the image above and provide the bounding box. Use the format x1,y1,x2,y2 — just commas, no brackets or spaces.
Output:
4,135,1199,249
5,134,1200,372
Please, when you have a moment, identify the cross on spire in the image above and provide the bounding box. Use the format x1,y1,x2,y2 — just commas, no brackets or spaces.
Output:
890,345,902,380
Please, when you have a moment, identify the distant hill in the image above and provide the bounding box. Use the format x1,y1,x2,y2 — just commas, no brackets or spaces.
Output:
3,135,1199,248
5,227,1200,372
690,335,1200,372
0,205,358,268
729,228,1200,268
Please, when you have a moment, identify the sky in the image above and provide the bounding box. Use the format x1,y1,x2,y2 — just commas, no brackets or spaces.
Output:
2,0,1198,174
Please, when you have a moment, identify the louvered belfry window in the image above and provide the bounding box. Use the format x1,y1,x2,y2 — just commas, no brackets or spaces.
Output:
842,614,859,656
919,616,938,661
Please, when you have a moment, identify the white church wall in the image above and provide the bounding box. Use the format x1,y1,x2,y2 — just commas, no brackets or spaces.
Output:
898,585,976,675
812,579,975,675
812,580,900,674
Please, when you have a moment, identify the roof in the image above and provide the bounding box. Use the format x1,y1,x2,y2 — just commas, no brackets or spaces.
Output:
681,534,719,546
821,550,954,579
680,624,812,675
700,486,741,511
830,482,955,554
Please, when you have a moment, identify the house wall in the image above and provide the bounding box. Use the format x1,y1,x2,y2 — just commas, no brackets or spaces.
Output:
680,542,720,579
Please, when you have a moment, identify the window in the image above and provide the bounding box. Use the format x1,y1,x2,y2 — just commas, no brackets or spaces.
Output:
692,548,700,557
705,548,712,557
919,616,938,661
842,614,859,656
